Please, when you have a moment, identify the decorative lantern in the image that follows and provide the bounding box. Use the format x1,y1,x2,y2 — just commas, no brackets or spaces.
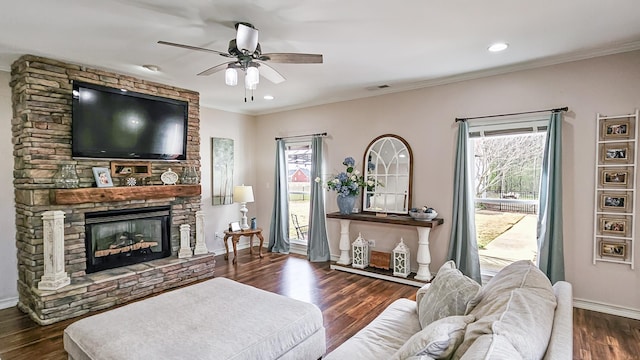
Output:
393,238,411,278
352,232,369,269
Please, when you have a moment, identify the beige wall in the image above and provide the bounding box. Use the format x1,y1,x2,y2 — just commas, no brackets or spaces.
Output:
199,107,257,253
0,71,17,306
254,50,640,313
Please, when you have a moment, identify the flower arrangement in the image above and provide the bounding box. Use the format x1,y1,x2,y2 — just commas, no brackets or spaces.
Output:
316,157,367,197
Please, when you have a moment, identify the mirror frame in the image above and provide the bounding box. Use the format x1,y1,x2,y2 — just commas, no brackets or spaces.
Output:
361,134,413,214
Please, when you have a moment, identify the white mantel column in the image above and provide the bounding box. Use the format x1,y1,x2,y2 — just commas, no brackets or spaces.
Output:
194,211,209,255
178,224,193,258
414,227,433,281
336,219,352,265
38,210,70,290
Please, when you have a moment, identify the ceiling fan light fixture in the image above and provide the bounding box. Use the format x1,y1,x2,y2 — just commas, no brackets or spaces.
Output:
245,66,259,89
225,67,238,86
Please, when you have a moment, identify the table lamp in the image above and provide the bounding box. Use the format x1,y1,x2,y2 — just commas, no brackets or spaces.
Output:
233,185,255,230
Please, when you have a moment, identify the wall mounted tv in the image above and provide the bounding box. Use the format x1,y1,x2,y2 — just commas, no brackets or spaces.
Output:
72,81,189,160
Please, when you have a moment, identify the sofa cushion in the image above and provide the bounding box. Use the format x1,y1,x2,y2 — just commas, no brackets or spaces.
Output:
418,263,480,328
458,334,524,360
391,315,475,360
452,260,557,360
323,298,421,360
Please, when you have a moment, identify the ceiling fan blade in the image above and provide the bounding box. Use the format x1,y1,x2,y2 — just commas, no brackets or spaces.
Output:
158,40,232,57
235,23,259,53
260,53,323,64
256,62,286,84
197,61,236,76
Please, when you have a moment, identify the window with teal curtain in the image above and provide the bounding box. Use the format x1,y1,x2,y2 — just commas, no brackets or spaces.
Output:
268,140,290,253
307,136,330,261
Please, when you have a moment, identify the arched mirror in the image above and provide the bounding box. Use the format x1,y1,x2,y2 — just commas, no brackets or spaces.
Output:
362,134,413,214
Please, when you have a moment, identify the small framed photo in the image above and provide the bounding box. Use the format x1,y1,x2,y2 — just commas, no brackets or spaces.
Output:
92,167,114,188
601,118,632,140
600,217,627,235
600,142,634,165
229,221,241,232
599,240,627,258
599,168,631,187
598,192,632,213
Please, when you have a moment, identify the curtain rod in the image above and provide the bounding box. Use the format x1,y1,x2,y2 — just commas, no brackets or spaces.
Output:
275,132,327,140
455,107,568,122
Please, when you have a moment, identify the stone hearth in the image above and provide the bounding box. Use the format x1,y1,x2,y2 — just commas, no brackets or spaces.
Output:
11,55,214,325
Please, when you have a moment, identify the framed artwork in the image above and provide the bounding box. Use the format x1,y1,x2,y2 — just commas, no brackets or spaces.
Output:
598,192,632,213
92,167,114,188
600,142,633,164
601,118,632,140
211,137,234,205
230,221,241,232
600,217,627,235
599,168,631,187
600,240,627,258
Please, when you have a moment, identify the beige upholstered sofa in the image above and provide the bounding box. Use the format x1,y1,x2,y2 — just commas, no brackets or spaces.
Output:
325,260,572,360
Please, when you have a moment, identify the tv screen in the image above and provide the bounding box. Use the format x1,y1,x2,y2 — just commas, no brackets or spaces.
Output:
72,81,188,160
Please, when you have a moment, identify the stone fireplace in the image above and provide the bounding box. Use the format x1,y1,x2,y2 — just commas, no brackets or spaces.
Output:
11,55,215,325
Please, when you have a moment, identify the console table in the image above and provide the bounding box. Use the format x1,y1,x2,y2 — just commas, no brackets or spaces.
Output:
326,212,443,282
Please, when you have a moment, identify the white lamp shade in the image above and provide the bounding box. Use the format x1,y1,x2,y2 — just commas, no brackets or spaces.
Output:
245,66,259,89
225,67,238,86
233,185,254,203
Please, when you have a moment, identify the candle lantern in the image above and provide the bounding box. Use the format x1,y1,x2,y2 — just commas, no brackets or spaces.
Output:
393,238,411,278
351,232,369,269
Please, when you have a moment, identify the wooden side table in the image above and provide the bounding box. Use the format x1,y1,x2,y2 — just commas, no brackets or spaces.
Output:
223,228,265,264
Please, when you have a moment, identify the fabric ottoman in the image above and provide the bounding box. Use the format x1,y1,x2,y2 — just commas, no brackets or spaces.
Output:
64,277,326,360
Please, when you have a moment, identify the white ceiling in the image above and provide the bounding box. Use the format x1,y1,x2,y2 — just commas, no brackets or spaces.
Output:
1,0,640,115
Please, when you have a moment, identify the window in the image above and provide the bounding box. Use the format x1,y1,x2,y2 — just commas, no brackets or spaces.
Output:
286,142,312,243
469,117,546,274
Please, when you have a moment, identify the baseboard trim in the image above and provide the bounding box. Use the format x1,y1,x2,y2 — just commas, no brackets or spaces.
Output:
0,296,18,310
573,298,640,320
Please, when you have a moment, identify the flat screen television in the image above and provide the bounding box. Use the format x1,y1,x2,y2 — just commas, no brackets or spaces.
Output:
72,81,188,160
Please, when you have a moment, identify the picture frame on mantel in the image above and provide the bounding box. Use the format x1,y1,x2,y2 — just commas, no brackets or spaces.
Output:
92,167,114,188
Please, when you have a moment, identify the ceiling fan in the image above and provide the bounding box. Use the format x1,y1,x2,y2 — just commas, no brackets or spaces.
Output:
159,22,323,101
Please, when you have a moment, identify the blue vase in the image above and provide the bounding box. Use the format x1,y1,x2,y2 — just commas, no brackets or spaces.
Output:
337,195,356,215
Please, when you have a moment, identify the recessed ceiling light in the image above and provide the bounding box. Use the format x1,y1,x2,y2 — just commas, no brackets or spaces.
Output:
488,43,509,52
263,95,274,100
142,64,160,72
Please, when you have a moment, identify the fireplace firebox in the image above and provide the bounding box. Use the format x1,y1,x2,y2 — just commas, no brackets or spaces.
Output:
85,206,172,273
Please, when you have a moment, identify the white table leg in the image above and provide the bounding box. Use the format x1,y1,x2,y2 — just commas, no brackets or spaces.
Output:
415,227,433,281
336,219,351,265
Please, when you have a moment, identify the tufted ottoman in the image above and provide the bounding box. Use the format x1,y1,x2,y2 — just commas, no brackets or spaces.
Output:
64,277,326,360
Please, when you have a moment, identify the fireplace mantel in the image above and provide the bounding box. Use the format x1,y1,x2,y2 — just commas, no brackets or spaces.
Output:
52,185,201,205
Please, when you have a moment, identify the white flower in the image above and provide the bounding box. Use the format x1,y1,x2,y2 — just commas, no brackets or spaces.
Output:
332,179,340,184
350,175,357,181
367,180,374,186
353,169,361,175
314,177,321,183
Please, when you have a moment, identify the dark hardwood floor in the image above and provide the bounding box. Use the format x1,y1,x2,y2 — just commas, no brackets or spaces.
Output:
0,249,639,359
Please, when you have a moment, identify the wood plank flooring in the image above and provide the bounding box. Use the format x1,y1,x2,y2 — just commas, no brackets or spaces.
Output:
0,249,639,359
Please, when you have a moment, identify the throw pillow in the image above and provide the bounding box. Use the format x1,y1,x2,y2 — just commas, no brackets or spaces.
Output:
416,260,457,314
452,260,556,360
457,334,524,360
418,265,480,328
390,315,475,360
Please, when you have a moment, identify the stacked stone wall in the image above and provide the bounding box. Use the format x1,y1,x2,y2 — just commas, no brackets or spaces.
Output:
10,55,211,324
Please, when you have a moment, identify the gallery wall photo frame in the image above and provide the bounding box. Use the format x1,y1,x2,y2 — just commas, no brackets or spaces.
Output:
92,167,114,188
598,215,631,237
599,167,633,188
600,117,633,141
599,142,634,164
597,191,633,213
599,240,627,259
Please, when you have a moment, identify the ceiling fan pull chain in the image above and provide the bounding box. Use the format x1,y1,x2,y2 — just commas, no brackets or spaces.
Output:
244,87,247,102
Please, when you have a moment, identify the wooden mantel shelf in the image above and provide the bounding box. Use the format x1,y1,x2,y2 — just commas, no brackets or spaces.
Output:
52,185,201,205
